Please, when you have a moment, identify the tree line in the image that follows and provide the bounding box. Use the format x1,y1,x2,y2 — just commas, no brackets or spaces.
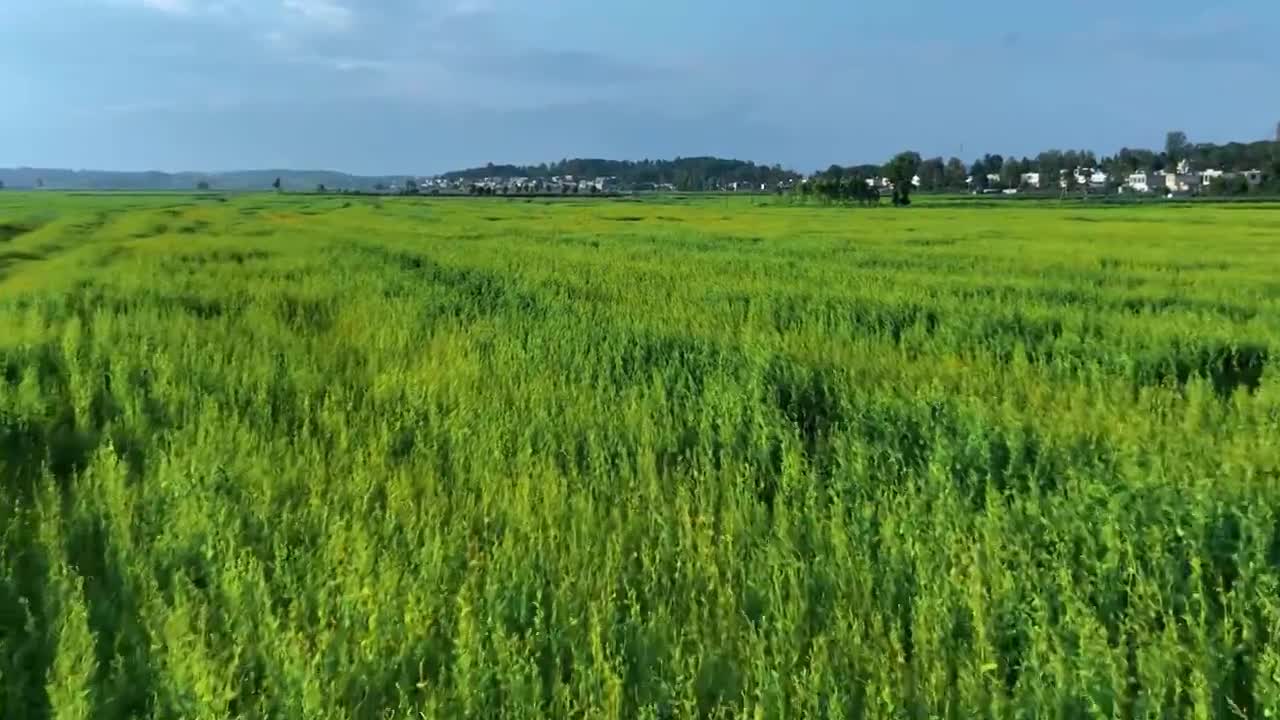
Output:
433,132,1278,199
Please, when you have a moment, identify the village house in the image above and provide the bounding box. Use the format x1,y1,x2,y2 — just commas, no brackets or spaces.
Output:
1057,168,1108,190
1126,171,1162,193
1195,168,1262,189
1165,171,1201,193
1020,172,1041,188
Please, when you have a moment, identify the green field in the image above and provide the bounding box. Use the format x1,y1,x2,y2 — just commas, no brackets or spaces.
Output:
2,193,1279,718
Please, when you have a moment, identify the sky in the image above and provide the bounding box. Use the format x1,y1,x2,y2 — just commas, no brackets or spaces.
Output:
3,0,1278,175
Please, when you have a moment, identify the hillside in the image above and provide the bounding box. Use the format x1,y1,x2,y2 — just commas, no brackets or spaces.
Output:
439,157,801,190
0,158,799,193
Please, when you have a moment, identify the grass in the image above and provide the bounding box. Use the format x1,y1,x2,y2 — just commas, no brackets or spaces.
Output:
1,191,1279,718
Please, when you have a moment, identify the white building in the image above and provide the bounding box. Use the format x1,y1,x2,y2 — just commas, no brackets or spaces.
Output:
1063,168,1092,188
1165,172,1201,193
595,176,619,191
1020,172,1041,188
1059,168,1109,190
1198,169,1263,188
1127,171,1160,193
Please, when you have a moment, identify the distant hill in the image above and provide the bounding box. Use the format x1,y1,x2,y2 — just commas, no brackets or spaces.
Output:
0,158,799,192
0,168,402,191
440,157,801,191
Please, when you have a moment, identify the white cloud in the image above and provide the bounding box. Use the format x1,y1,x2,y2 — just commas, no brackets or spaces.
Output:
281,0,351,30
136,0,193,12
118,0,354,31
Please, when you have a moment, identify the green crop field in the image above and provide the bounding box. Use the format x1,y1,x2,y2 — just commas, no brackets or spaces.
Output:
2,192,1279,718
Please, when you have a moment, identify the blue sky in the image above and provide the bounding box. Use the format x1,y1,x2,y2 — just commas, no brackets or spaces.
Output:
4,0,1278,174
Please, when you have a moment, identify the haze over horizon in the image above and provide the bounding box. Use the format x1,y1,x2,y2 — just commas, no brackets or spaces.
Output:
4,0,1279,176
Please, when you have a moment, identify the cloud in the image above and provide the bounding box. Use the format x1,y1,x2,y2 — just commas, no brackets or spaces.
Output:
118,0,355,30
138,0,191,12
461,48,682,88
281,0,352,30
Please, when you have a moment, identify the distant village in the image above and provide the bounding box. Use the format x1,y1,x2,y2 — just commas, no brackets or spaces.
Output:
373,160,1268,198
812,160,1267,197
384,176,724,195
960,161,1266,196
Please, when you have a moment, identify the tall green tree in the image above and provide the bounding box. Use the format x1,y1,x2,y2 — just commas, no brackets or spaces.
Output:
1165,131,1190,167
970,160,988,191
981,154,1004,177
1000,156,1023,189
885,152,921,206
918,157,945,192
944,158,967,190
1036,151,1064,189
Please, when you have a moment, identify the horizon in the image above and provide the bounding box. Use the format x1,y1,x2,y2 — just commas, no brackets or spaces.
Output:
4,1,1279,175
3,128,1278,181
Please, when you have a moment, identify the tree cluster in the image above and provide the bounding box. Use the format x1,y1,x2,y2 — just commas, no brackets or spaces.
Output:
801,173,881,206
883,152,920,205
796,153,923,207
